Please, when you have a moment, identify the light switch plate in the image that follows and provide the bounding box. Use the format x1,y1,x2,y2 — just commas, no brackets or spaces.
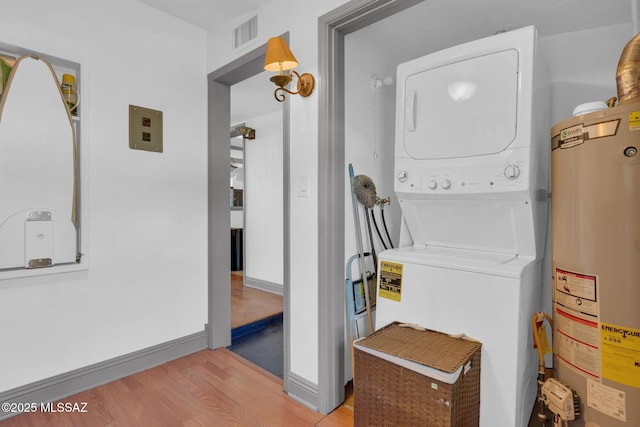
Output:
297,175,309,197
129,105,163,153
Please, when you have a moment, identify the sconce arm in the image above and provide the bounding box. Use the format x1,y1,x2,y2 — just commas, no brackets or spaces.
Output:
272,70,315,102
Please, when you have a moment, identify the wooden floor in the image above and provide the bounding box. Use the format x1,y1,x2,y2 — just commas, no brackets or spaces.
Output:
3,275,339,426
1,348,353,427
231,271,283,329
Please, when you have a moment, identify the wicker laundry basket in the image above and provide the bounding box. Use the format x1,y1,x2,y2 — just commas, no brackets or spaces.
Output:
353,321,481,427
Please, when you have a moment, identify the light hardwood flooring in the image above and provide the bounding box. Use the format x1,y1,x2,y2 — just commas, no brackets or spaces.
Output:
1,343,544,427
1,348,352,427
231,272,283,329
2,274,314,426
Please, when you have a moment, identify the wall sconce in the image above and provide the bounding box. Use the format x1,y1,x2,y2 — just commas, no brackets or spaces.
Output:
235,125,255,140
264,37,315,102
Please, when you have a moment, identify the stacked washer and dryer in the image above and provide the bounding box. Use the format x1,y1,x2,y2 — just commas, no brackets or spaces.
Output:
374,26,550,427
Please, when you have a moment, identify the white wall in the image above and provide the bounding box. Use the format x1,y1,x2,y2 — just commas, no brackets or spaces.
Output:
206,0,349,384
243,111,284,287
342,28,406,381
542,23,633,125
344,26,404,281
0,0,207,392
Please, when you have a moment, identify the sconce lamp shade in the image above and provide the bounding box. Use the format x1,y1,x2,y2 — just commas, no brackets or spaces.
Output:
264,37,298,72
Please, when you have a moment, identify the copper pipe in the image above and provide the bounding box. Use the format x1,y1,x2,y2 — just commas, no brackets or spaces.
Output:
616,32,640,105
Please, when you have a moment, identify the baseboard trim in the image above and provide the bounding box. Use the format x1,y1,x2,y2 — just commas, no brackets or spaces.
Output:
286,371,319,412
0,329,208,421
244,276,283,296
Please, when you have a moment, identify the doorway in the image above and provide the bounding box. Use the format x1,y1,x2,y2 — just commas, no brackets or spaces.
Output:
207,36,291,387
317,0,424,413
227,74,285,378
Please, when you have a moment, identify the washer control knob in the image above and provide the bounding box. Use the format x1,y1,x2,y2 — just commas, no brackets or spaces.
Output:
504,164,521,179
398,171,409,183
441,179,451,190
428,180,437,190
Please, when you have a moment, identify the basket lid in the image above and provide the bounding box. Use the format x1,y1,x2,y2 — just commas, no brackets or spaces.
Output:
355,322,481,373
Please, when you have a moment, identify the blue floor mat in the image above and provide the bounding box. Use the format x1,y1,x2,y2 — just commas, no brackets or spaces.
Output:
228,314,283,379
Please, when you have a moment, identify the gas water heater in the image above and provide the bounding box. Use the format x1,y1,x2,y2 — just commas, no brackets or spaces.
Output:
551,101,640,427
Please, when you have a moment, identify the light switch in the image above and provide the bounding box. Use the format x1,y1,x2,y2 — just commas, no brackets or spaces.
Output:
129,105,163,153
297,175,309,197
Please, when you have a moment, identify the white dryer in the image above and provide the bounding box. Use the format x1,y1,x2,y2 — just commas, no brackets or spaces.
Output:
376,26,550,427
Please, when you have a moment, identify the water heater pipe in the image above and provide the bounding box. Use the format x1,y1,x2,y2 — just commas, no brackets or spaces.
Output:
616,13,640,104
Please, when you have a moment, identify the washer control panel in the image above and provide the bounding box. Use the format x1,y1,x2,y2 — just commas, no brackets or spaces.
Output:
395,156,530,194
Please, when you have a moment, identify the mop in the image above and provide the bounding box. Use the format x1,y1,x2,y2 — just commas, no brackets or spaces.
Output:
355,174,379,269
348,165,375,333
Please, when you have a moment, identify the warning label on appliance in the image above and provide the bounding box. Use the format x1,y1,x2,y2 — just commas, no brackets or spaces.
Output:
555,268,599,317
555,308,600,379
600,322,640,389
554,268,601,379
588,379,627,422
378,261,403,302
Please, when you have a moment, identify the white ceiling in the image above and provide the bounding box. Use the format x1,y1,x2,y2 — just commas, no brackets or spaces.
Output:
136,0,273,30
136,0,633,38
371,0,633,60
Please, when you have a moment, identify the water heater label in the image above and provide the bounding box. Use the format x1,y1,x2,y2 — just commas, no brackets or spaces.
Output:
378,261,403,302
587,379,627,422
554,268,601,379
600,322,640,389
555,308,600,379
559,124,584,148
555,268,598,316
554,119,619,149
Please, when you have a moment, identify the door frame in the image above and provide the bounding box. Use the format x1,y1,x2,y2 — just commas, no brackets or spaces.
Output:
207,35,291,388
317,0,423,413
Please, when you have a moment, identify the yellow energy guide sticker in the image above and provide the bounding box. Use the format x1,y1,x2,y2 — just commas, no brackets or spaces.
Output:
629,110,640,131
600,322,640,388
378,261,403,302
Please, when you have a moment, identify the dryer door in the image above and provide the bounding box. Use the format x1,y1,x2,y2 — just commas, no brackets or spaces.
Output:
402,49,519,159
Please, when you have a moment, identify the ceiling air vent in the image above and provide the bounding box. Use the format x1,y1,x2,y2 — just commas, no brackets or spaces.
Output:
233,16,258,50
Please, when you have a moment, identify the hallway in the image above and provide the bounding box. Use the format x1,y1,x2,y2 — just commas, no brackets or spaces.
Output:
230,272,282,329
229,272,284,378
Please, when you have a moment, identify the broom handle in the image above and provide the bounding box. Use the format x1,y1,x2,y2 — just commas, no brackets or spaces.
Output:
348,164,374,333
